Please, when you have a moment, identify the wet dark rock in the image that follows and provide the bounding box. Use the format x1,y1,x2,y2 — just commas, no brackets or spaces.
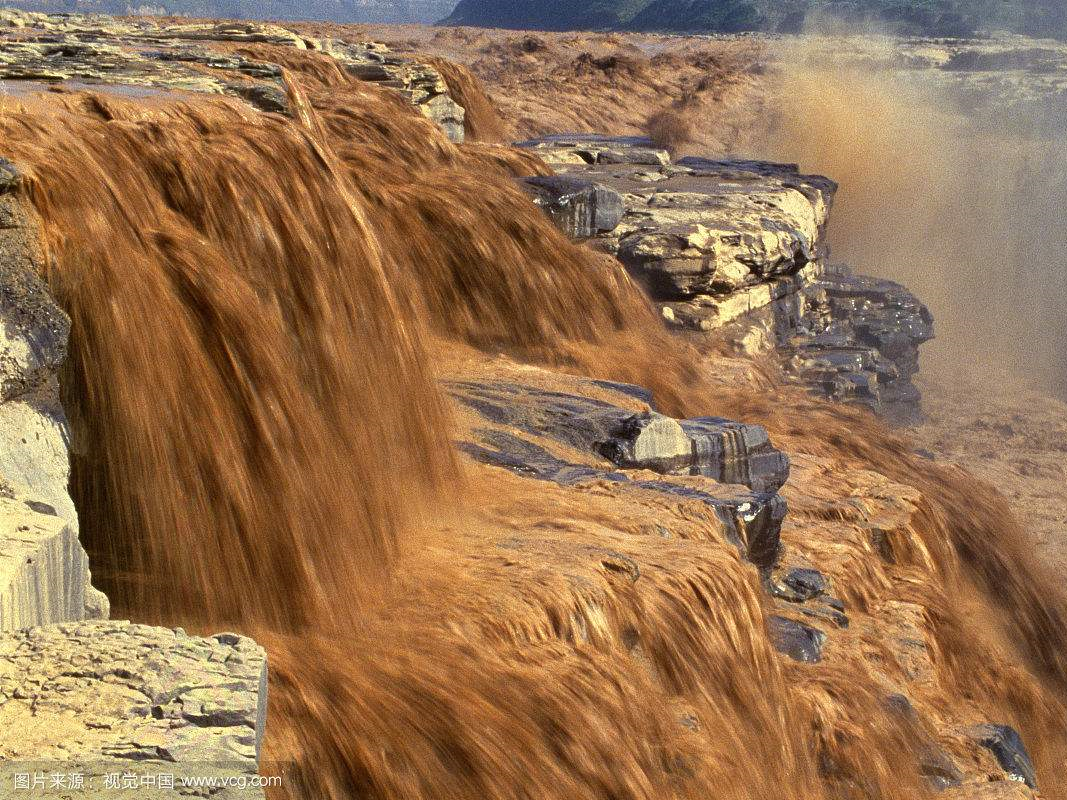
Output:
602,412,790,493
783,265,934,424
598,411,693,472
521,175,625,238
881,693,963,788
458,429,628,486
0,158,21,194
450,381,790,494
153,49,284,79
768,615,825,663
780,567,827,600
452,380,788,569
460,430,786,569
589,379,656,405
633,479,785,568
798,599,849,629
769,567,847,627
885,692,916,718
920,748,964,790
680,417,790,493
970,724,1037,789
232,83,289,114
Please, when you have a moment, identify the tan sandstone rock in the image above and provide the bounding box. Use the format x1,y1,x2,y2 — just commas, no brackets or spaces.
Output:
0,621,269,798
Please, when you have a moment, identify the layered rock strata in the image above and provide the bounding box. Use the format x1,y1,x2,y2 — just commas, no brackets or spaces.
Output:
516,135,934,423
447,359,1041,792
451,378,789,569
0,182,105,630
0,10,466,140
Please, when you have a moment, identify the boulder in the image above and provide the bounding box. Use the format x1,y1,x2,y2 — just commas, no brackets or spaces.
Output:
0,620,268,798
597,411,693,472
680,417,790,493
779,567,828,601
450,379,788,569
521,175,625,238
970,724,1038,789
768,615,826,663
449,380,790,494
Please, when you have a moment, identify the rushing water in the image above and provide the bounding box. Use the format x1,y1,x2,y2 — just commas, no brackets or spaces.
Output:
3,46,1067,799
757,36,1067,395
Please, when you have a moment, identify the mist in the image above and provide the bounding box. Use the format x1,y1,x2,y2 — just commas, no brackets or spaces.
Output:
753,36,1067,396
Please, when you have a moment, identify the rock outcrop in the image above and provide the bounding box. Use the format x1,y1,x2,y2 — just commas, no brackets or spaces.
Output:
0,11,468,141
0,621,269,798
317,39,466,141
970,724,1038,790
0,497,89,632
451,378,788,569
0,187,105,629
520,175,625,239
517,135,934,423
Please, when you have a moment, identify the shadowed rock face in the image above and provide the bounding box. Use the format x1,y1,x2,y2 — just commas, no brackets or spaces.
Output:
768,615,825,662
516,135,934,423
0,498,87,631
520,176,625,239
970,724,1038,789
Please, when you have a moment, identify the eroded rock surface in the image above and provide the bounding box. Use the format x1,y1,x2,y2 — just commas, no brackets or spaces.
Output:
520,175,625,239
451,379,789,568
517,135,934,423
0,498,87,633
0,191,104,629
0,10,467,140
0,621,268,798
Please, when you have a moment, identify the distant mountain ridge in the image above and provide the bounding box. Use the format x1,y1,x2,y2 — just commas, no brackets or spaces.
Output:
2,0,457,23
440,0,1067,40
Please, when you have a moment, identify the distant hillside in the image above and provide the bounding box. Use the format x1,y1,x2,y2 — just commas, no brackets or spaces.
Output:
441,0,1067,39
3,0,457,23
431,0,647,30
